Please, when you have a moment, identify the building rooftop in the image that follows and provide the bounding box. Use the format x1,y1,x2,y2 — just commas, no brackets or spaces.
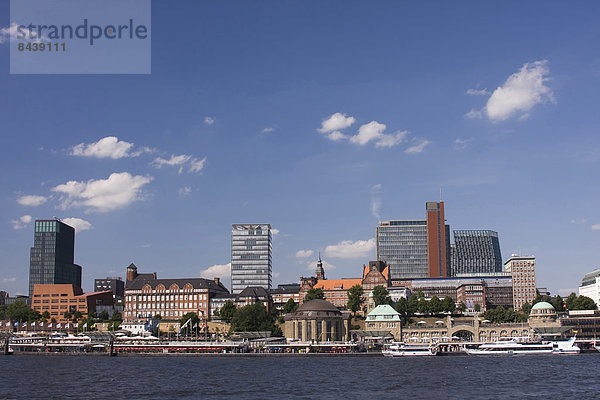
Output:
314,278,362,291
581,268,600,287
366,305,401,322
532,301,555,311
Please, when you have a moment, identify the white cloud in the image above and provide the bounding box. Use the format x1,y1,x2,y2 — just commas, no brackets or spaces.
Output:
592,224,600,231
296,250,314,258
141,244,152,248
71,136,135,159
204,117,215,125
17,195,47,207
11,215,32,230
153,154,192,168
570,218,587,225
200,263,231,279
178,187,192,197
467,88,490,96
152,154,206,174
324,238,376,259
318,112,356,133
347,121,409,148
370,198,382,220
271,228,280,235
1,277,17,283
189,157,207,174
486,60,554,122
51,172,153,213
454,138,472,150
61,217,92,233
464,108,482,119
405,139,431,154
327,131,346,141
305,259,337,271
261,127,275,135
370,184,382,193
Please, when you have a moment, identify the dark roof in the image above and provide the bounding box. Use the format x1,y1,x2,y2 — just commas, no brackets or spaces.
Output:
237,286,270,299
269,286,300,295
286,299,345,320
296,299,339,313
126,276,229,293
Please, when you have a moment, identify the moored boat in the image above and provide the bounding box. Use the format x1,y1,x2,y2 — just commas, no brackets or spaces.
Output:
551,337,580,355
383,342,437,357
465,338,553,355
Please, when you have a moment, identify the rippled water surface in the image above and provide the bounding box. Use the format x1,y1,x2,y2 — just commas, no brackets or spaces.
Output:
2,354,599,399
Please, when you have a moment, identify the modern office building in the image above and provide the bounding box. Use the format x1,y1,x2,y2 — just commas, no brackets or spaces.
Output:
376,201,450,279
579,268,600,308
451,230,503,276
504,254,537,311
28,219,82,298
95,277,125,304
231,224,272,294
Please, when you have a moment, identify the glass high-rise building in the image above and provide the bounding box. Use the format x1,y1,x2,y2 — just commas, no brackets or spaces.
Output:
451,230,503,276
29,219,82,298
231,224,272,294
376,201,450,280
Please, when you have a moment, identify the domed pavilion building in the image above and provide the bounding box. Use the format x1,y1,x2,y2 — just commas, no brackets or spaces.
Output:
284,299,351,342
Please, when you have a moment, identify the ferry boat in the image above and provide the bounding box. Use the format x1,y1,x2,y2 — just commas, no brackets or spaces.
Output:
550,337,580,355
382,342,437,357
465,338,553,355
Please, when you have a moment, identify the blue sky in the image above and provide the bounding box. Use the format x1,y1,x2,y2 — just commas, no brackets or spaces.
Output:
1,1,599,296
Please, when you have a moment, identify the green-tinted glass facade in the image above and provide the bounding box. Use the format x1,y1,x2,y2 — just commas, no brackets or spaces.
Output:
29,219,81,297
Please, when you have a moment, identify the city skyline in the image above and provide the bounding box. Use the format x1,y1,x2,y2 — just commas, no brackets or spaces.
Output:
1,1,600,297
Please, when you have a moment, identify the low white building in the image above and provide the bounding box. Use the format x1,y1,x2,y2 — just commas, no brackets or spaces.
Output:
579,269,600,308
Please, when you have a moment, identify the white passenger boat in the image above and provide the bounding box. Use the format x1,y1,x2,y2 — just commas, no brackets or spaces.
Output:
551,337,580,355
383,342,437,357
465,338,553,355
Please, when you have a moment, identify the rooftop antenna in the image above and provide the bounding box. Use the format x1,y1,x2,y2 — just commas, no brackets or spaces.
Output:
439,187,443,202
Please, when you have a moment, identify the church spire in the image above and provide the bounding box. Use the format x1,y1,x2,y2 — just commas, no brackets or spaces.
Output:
315,252,325,280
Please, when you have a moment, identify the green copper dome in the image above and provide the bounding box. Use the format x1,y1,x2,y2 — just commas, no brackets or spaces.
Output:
531,301,555,311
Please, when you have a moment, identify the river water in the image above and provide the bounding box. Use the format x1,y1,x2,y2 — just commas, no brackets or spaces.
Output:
1,354,598,399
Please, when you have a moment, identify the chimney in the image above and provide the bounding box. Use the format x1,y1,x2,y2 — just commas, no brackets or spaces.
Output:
214,277,220,286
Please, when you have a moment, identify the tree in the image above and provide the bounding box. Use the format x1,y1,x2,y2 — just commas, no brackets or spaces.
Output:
41,311,50,322
0,305,6,320
372,285,391,307
219,300,236,323
521,302,532,315
63,311,72,320
394,297,408,318
474,303,481,313
457,302,467,313
553,295,564,312
346,285,364,315
441,296,455,314
153,314,162,320
230,302,282,336
565,293,578,310
283,298,298,314
304,288,325,302
110,310,122,322
417,298,430,315
72,311,83,322
99,310,110,321
407,295,419,315
574,295,597,310
429,296,442,315
6,300,34,322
